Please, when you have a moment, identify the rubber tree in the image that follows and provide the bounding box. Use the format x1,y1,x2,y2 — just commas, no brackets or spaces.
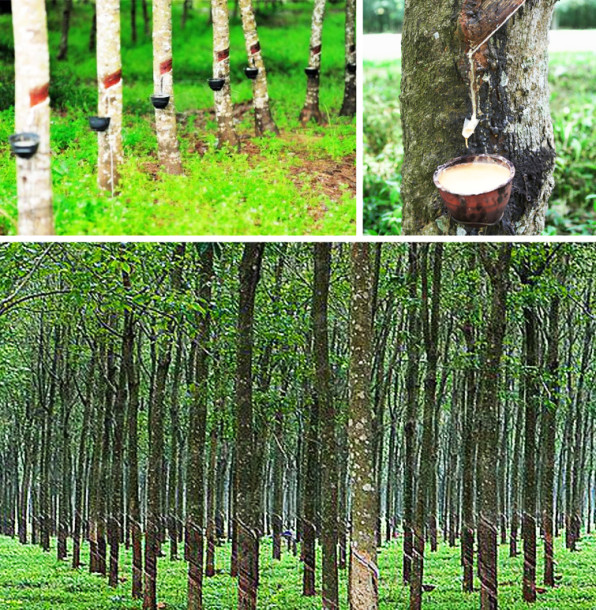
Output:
476,243,511,610
96,0,123,192
153,0,183,174
348,244,378,609
238,0,279,136
401,0,557,235
300,0,326,125
212,0,238,148
12,0,54,235
339,0,356,117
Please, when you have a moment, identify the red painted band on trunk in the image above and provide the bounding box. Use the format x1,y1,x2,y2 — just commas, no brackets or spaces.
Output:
103,69,122,89
29,83,50,107
311,44,322,54
160,58,173,74
216,48,230,62
250,42,261,55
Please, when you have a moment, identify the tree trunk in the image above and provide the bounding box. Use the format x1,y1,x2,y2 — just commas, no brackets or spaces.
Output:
410,245,442,610
238,0,279,135
339,0,355,116
153,0,183,174
205,424,218,577
131,0,138,44
403,245,420,584
187,245,213,610
96,0,123,192
542,291,559,588
212,0,238,148
348,243,378,609
236,243,265,610
401,0,557,235
12,0,54,235
313,243,339,610
476,244,511,610
302,393,318,597
57,0,73,60
300,0,326,125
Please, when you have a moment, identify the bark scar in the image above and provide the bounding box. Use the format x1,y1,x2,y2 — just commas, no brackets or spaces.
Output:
250,42,261,55
216,48,230,62
159,58,173,75
103,69,122,90
311,44,322,55
29,83,50,107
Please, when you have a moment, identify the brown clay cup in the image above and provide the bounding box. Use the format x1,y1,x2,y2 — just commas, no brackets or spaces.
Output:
433,153,515,228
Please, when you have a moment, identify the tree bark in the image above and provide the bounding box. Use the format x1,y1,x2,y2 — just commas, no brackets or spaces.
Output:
236,243,265,610
339,0,355,117
96,0,123,192
212,0,238,148
12,0,54,235
401,0,557,235
476,244,511,610
348,243,378,610
238,0,279,135
302,392,318,597
187,245,213,610
300,0,326,125
153,0,183,174
313,243,339,609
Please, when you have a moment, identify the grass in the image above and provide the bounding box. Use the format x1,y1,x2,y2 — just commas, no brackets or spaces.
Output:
3,533,596,608
363,52,596,236
0,2,356,236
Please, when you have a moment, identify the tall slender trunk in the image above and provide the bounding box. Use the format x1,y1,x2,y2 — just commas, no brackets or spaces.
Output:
313,243,339,610
236,243,265,610
302,392,318,596
403,245,420,584
12,0,54,235
212,0,238,147
339,0,355,116
131,0,138,43
205,424,218,577
187,245,213,610
410,245,442,610
476,244,511,610
542,292,560,588
238,0,279,135
522,306,538,603
348,243,378,609
57,0,73,60
96,0,123,192
300,0,326,125
153,0,183,174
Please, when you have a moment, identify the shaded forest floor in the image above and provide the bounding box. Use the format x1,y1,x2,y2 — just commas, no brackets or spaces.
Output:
363,51,596,236
3,533,596,608
0,2,355,236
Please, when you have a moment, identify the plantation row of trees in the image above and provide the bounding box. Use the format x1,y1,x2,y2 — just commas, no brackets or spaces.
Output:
10,0,356,234
0,242,593,609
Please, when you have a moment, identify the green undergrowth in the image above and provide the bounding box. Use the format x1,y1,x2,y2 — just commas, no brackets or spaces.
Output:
364,52,596,236
3,533,596,608
0,2,355,236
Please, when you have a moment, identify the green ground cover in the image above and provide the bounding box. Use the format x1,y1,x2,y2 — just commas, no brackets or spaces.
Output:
0,2,355,236
3,534,596,608
364,52,596,236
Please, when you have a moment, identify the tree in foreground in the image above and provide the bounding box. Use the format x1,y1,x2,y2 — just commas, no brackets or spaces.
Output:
401,0,557,235
348,243,378,609
238,0,278,136
96,0,123,192
11,0,54,235
236,243,265,609
152,0,183,174
300,0,327,125
339,0,356,117
211,0,238,148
